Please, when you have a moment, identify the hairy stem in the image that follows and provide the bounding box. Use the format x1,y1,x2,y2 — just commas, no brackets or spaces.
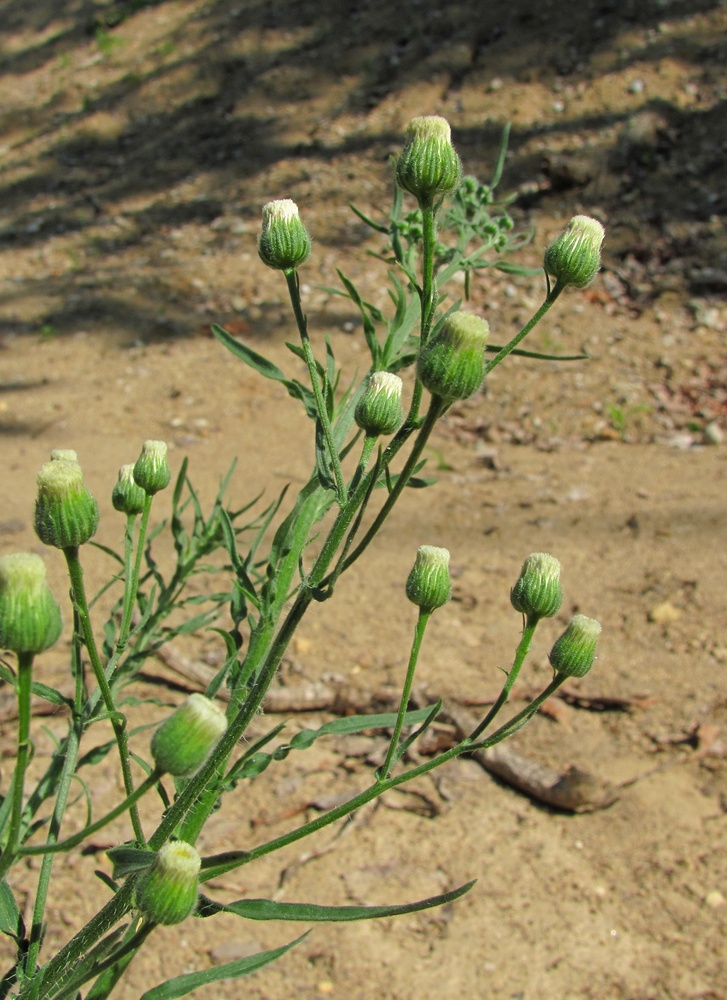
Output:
285,269,347,505
0,652,34,881
380,610,431,779
63,547,145,846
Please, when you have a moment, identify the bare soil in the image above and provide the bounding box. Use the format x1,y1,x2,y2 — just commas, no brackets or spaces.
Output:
1,1,726,998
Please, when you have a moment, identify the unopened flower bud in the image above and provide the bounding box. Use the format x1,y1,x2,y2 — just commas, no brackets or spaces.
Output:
50,449,78,462
135,841,200,925
417,312,489,402
510,552,563,621
35,457,99,550
549,614,602,678
151,694,227,777
258,198,312,271
544,215,605,290
396,116,462,206
112,464,146,516
406,545,452,614
133,441,171,496
355,372,404,437
0,553,62,654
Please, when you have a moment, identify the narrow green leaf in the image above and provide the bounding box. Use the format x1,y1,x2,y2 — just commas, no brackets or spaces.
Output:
88,541,125,567
314,417,336,494
485,343,588,361
106,847,156,880
0,662,16,688
30,682,71,707
198,879,475,922
139,934,308,999
212,325,286,380
232,706,436,781
0,881,24,941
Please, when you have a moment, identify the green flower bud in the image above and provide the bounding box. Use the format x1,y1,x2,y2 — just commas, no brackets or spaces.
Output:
406,545,452,614
417,312,489,402
133,440,171,496
258,198,312,271
355,372,404,437
549,614,602,678
135,841,200,925
396,116,462,206
544,215,605,290
35,457,99,550
112,464,146,516
0,553,62,654
50,449,78,462
151,693,227,777
510,552,563,621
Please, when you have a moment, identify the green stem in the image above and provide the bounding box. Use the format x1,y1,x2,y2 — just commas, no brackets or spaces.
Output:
470,673,568,748
24,881,136,1000
0,652,34,881
19,771,160,857
341,397,446,573
484,285,563,376
63,547,145,846
116,497,152,654
468,613,539,743
380,610,430,779
419,203,437,348
284,269,347,506
52,920,153,1000
25,713,83,978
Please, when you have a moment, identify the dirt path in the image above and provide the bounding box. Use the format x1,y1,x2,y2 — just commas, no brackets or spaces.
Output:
1,2,725,997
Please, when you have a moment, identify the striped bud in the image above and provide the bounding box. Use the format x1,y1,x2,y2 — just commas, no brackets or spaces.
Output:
406,545,452,614
135,841,201,925
151,694,228,777
0,553,62,654
549,615,602,678
35,457,99,549
510,552,563,621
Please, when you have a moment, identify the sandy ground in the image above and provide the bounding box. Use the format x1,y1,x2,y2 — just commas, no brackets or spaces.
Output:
0,1,726,998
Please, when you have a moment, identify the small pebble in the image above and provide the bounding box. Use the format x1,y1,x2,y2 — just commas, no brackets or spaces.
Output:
703,422,723,446
648,601,682,625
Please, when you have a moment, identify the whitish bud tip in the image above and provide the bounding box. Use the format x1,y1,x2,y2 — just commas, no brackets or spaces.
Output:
262,199,300,223
369,371,403,397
